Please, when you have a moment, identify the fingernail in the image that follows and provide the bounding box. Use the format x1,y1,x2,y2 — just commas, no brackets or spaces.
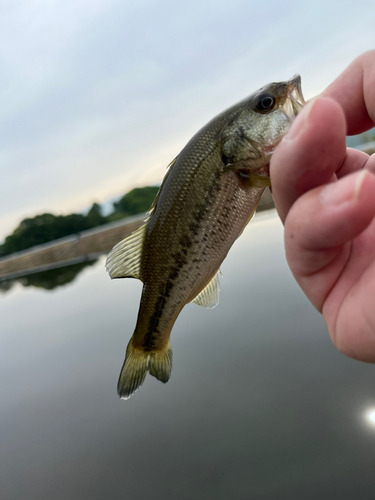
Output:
283,98,317,142
320,170,368,206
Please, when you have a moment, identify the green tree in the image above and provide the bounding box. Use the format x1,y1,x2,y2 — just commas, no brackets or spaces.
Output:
0,213,91,257
86,202,107,228
113,186,159,216
0,186,160,258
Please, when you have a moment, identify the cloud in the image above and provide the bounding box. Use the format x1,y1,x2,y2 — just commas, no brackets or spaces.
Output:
1,0,375,240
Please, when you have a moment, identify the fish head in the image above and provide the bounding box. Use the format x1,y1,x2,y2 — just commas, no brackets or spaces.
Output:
220,75,305,177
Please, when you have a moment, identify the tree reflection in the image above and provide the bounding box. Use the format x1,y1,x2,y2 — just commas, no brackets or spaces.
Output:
0,259,97,293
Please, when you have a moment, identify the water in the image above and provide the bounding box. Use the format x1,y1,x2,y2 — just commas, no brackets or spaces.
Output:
1,211,374,499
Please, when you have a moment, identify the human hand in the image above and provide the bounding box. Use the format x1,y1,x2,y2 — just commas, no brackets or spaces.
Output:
270,50,375,362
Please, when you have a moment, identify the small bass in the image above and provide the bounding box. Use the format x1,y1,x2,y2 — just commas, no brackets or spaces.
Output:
106,76,305,399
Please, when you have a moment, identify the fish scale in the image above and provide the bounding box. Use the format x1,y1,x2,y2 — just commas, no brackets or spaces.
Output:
106,75,305,399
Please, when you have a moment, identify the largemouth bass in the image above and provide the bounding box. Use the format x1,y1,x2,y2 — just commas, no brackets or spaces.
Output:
107,75,305,399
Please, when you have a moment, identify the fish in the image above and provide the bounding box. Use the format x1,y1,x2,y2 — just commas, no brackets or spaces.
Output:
106,75,305,399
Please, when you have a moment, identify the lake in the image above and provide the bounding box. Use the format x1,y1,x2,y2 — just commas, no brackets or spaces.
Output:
1,210,374,500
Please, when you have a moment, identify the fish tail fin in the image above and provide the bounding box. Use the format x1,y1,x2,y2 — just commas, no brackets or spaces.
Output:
117,339,173,399
117,343,149,399
149,346,173,383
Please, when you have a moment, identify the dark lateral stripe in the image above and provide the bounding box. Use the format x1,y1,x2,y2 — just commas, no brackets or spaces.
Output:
144,168,223,349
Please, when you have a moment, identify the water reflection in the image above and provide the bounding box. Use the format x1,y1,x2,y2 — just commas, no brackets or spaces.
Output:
1,212,375,500
0,259,97,293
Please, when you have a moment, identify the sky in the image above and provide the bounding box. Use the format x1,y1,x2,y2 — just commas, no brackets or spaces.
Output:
1,0,375,242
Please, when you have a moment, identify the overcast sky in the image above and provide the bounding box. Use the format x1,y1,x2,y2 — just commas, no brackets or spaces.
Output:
1,0,375,241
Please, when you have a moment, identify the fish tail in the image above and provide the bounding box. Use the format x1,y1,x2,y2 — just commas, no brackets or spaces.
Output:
117,339,173,399
149,347,173,383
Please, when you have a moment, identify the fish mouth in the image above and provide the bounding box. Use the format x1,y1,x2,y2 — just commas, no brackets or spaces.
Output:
260,76,305,165
281,74,306,121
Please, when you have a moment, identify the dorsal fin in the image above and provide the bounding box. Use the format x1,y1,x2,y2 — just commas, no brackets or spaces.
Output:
105,221,147,280
191,272,220,309
147,156,178,215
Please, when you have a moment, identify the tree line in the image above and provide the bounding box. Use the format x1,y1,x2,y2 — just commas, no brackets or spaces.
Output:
0,186,159,258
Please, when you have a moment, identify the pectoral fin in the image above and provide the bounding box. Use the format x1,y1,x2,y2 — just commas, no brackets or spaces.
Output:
246,173,271,188
191,272,220,309
105,221,147,280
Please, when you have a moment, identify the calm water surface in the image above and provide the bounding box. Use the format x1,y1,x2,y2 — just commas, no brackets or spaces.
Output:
1,211,374,499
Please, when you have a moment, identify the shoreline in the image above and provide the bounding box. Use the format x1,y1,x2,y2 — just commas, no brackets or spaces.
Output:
0,190,275,281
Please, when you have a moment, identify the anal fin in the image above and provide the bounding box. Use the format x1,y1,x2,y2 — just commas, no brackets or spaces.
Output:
191,272,220,309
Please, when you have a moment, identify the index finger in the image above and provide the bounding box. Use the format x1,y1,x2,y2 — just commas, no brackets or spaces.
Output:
322,50,375,135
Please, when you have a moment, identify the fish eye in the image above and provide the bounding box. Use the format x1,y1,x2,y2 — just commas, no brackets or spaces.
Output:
255,93,276,113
